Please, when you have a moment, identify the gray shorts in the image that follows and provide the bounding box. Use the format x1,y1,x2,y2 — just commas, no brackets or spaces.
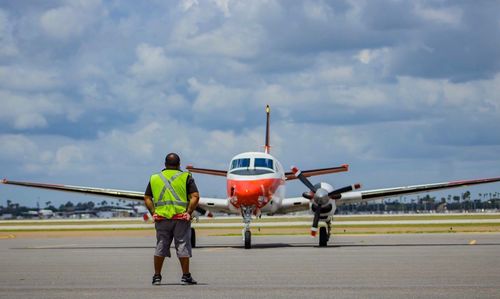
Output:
154,219,192,258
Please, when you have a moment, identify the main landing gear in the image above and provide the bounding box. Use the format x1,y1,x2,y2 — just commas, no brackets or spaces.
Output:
191,227,196,248
318,219,332,247
242,206,254,249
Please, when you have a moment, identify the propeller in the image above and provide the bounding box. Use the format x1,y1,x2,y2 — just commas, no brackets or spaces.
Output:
291,166,361,236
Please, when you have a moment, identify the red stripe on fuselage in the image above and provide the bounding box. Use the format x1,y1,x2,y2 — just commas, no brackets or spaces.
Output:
227,178,283,208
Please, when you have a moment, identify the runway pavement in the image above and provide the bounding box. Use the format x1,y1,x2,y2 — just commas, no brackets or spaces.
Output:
0,233,499,298
2,216,499,230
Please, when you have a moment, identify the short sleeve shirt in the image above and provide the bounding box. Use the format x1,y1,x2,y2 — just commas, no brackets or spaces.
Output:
144,169,198,198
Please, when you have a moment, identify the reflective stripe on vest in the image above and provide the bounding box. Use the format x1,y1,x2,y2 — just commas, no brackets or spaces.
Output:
156,171,184,207
155,200,187,207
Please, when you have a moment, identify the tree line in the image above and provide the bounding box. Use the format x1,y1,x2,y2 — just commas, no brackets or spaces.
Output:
337,192,500,214
1,192,499,217
0,199,134,217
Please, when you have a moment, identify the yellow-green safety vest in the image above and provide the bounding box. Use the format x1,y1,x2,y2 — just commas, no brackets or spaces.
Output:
150,169,190,219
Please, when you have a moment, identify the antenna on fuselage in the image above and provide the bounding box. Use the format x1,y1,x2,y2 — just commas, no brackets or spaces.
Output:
264,105,271,154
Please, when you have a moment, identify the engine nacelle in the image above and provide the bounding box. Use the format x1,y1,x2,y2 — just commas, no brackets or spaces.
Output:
309,182,337,220
310,199,337,220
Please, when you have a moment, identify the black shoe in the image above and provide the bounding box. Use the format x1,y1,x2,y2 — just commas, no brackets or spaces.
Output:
181,273,197,285
152,274,162,285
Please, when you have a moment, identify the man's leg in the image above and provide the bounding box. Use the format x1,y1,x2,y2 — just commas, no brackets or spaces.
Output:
154,255,166,274
174,221,197,284
179,257,189,274
152,221,173,285
179,257,197,284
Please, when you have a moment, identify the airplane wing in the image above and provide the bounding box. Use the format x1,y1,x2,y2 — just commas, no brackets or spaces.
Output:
274,176,500,214
274,197,310,214
285,164,349,180
197,197,234,214
186,164,349,180
186,166,227,177
336,177,500,205
1,179,144,200
1,178,229,215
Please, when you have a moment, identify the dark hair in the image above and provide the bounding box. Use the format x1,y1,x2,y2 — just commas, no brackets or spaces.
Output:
165,153,181,169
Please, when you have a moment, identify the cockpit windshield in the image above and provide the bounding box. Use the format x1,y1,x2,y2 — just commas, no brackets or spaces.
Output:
254,158,273,170
229,157,275,175
230,158,250,169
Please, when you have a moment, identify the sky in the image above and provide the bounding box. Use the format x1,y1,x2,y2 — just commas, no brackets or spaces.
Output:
0,0,499,208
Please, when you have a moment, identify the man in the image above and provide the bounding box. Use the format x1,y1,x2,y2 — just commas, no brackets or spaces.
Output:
144,153,200,285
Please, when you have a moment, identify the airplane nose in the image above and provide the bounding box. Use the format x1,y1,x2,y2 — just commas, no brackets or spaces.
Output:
233,182,263,202
234,185,260,197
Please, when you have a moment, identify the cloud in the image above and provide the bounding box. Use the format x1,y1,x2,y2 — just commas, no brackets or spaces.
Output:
0,90,71,129
129,43,173,83
383,2,500,82
0,1,499,206
414,3,462,27
0,9,18,57
39,0,106,40
188,78,256,128
169,3,263,60
0,134,38,160
0,66,60,91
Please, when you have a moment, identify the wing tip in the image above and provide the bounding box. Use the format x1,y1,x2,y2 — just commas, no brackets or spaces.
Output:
1,178,7,184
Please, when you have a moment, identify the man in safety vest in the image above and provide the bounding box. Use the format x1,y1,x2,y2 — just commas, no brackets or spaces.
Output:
144,152,200,285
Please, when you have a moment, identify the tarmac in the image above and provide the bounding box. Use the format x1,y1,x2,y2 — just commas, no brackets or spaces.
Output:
0,233,499,299
1,218,499,230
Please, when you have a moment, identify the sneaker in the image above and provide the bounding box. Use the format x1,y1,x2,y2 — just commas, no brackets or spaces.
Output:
152,274,162,285
181,273,197,285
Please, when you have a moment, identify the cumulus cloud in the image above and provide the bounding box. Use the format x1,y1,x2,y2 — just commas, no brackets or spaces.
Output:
0,90,68,129
414,3,462,27
0,9,18,57
0,134,38,160
169,4,263,59
39,0,106,40
130,43,173,83
0,66,60,91
0,1,499,206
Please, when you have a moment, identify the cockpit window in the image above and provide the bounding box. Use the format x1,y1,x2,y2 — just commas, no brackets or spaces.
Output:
231,158,250,169
254,158,274,170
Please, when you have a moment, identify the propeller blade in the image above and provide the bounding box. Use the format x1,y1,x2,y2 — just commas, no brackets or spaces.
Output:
328,183,362,199
311,204,321,237
291,166,317,192
302,191,314,199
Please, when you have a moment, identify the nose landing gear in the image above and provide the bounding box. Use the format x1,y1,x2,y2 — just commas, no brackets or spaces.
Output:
241,205,254,249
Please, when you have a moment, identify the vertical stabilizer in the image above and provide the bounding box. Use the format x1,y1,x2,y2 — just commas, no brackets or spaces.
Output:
264,105,271,154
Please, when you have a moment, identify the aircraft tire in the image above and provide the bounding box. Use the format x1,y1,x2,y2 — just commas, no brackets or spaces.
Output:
244,230,251,249
191,227,196,248
319,227,328,247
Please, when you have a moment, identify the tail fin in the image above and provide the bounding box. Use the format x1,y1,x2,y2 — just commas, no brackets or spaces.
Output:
264,105,271,154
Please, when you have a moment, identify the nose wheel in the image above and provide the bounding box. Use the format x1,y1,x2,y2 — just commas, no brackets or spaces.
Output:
319,227,328,247
241,205,254,249
244,230,251,249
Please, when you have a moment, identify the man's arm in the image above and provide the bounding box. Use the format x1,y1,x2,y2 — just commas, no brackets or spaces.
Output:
186,192,200,216
144,195,155,215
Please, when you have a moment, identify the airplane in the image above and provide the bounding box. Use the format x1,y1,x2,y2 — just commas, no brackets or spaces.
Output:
2,105,500,249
